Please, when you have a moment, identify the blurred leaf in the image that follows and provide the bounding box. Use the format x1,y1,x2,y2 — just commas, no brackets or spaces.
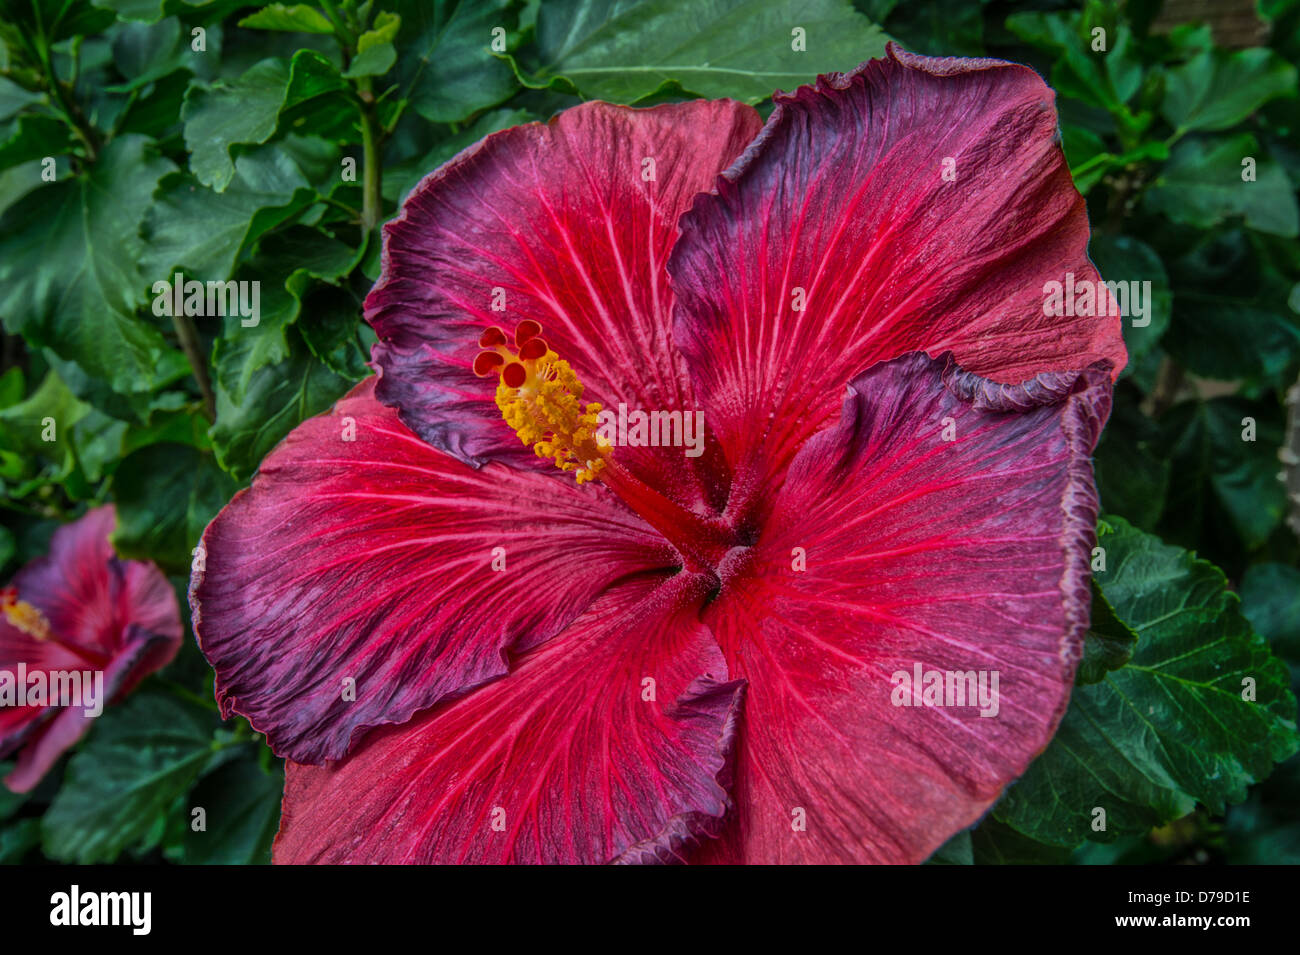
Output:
1144,134,1300,238
179,752,282,864
1006,5,1143,127
993,517,1299,848
41,691,220,864
926,830,972,864
971,817,1072,864
0,113,73,170
0,818,40,863
1088,234,1171,372
112,442,237,571
238,3,335,33
1241,563,1300,659
0,135,188,395
1164,299,1300,387
0,762,29,820
871,0,982,57
0,368,91,492
382,107,534,203
342,41,395,77
1156,397,1287,553
90,0,231,23
1163,47,1297,135
0,77,44,121
518,0,887,103
7,0,115,41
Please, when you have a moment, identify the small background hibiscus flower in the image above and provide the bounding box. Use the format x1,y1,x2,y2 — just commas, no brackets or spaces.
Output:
1,507,182,792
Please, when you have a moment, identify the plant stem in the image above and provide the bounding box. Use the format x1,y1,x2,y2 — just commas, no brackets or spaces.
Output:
172,313,216,422
357,77,382,233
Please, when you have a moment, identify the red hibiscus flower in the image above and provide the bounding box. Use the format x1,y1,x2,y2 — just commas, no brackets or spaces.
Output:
191,46,1126,864
1,506,182,793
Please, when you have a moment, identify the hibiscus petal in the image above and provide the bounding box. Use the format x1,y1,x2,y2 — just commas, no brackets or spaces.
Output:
190,378,676,765
697,352,1110,863
275,573,743,864
670,45,1126,501
364,98,762,503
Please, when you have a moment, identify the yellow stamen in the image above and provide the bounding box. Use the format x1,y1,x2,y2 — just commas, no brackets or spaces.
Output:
1,590,51,641
476,323,612,483
496,349,610,483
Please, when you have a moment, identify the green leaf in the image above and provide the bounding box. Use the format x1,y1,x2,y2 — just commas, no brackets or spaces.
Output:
0,76,43,122
970,817,1072,864
210,328,355,480
90,0,235,23
239,3,336,33
382,107,534,203
142,139,329,280
0,762,29,821
0,818,40,864
1076,579,1138,685
342,41,396,77
112,443,238,572
992,517,1299,848
1163,47,1298,135
179,752,283,864
1144,134,1300,238
1006,5,1144,127
1087,235,1172,372
1156,397,1287,553
360,10,401,50
517,0,887,103
870,0,982,58
41,691,221,864
0,135,188,395
392,0,517,121
0,113,73,170
0,368,91,493
181,51,352,192
1093,393,1169,530
1240,563,1300,659
212,225,362,403
926,830,972,864
8,0,115,40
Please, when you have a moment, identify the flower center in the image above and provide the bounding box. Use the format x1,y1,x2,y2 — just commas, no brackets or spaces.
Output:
474,321,611,484
1,587,51,641
476,321,741,575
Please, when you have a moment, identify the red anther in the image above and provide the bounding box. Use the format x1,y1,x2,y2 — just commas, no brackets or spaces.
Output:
514,320,542,345
473,351,505,377
501,362,527,389
0,586,16,607
478,326,508,348
518,337,548,361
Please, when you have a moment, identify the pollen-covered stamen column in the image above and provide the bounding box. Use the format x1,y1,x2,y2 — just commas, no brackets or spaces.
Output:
475,321,737,574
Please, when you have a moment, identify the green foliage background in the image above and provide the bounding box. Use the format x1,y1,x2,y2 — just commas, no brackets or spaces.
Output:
0,0,1298,865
